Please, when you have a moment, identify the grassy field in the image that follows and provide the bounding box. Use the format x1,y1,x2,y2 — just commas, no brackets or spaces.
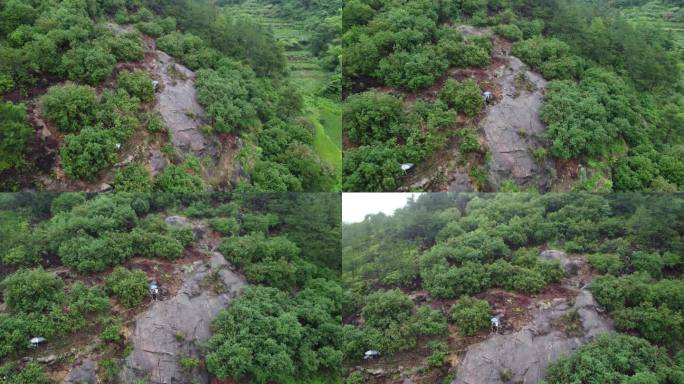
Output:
223,1,342,190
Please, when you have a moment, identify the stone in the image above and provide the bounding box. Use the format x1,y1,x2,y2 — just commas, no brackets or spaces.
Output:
452,290,612,384
64,359,97,384
119,254,246,383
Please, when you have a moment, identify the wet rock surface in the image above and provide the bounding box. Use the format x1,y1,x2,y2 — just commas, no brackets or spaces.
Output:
481,56,554,191
452,288,612,384
119,252,246,384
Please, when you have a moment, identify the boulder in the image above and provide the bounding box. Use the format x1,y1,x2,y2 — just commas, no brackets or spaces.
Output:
540,250,582,276
64,359,97,384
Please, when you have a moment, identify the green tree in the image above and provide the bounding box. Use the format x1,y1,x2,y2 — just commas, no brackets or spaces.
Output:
117,70,155,103
60,45,117,85
439,79,483,117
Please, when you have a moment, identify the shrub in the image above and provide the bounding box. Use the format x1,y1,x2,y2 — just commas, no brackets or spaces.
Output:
377,45,448,91
494,24,523,41
362,289,414,329
60,45,116,85
542,334,682,383
113,163,153,192
343,91,404,145
449,296,490,336
61,128,118,181
209,217,240,236
0,268,64,313
41,84,98,133
106,267,148,307
155,161,204,192
58,232,134,273
117,70,155,103
587,253,623,275
439,79,483,117
51,192,86,215
0,101,32,173
100,317,122,343
108,32,144,62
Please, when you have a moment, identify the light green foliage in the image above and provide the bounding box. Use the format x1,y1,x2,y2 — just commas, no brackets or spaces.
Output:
494,24,523,41
542,334,684,383
0,362,50,384
113,163,154,192
100,317,123,343
377,45,448,91
106,267,149,308
61,127,118,181
117,70,155,103
155,160,205,193
209,217,240,236
0,268,64,313
41,84,98,133
0,102,32,173
439,79,483,117
195,59,263,133
60,45,116,85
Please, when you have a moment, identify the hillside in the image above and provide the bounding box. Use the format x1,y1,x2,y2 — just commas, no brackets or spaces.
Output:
342,193,684,383
0,0,338,192
0,193,342,383
342,0,684,192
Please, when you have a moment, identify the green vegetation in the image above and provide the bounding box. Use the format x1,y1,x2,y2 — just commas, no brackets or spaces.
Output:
1,0,339,192
343,193,684,382
342,0,684,192
0,102,32,174
0,193,341,383
449,296,491,336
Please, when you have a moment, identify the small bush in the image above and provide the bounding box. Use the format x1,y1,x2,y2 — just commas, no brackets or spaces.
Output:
106,267,148,307
449,296,491,336
61,128,118,181
41,84,98,133
494,24,523,41
209,217,240,236
117,70,155,103
114,163,153,192
439,79,483,117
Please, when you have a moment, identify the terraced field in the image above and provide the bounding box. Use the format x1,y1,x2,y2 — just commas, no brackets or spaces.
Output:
223,1,342,189
619,1,684,48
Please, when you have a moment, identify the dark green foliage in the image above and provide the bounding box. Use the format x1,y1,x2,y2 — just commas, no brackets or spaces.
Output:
106,267,148,307
113,163,154,192
439,79,483,117
195,59,263,133
41,84,98,133
157,31,221,70
344,91,404,145
117,70,155,103
206,283,342,383
542,334,684,383
0,268,64,313
61,128,118,181
0,102,32,173
376,45,448,91
100,317,122,343
343,144,403,192
50,193,86,215
449,296,491,336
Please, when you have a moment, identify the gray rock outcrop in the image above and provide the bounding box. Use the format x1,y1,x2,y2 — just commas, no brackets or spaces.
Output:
540,249,582,276
481,57,554,191
64,358,97,384
452,289,612,384
119,252,245,384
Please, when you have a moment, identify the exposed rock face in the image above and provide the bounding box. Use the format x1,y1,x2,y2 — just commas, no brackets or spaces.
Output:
119,252,246,384
481,56,554,191
64,358,97,384
540,249,581,276
452,289,612,384
149,51,217,160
